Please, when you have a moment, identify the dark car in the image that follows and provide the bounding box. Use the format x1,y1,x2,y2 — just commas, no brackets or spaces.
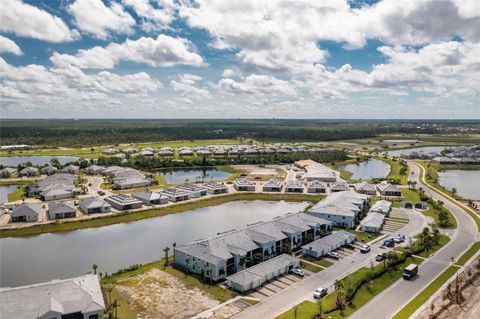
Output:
375,254,384,262
344,243,355,250
383,239,395,248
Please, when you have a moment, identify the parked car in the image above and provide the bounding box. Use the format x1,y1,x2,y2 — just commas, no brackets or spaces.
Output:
97,190,105,196
313,287,328,299
344,243,355,250
395,234,406,243
375,254,384,262
383,238,395,247
328,251,340,259
292,268,305,277
360,245,371,253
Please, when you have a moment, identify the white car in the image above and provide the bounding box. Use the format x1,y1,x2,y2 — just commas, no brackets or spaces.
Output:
395,234,406,243
313,287,328,299
360,245,371,253
292,268,305,277
327,251,340,259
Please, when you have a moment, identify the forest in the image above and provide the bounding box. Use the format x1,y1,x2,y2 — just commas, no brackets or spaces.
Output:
1,119,479,147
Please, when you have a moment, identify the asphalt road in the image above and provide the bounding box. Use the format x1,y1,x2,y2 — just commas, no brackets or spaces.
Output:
349,161,479,319
232,199,428,319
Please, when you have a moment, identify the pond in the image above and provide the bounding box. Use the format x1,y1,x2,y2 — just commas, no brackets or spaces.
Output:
159,168,232,184
383,139,419,143
0,185,19,204
0,200,308,287
438,170,480,200
386,146,452,158
339,159,390,180
0,156,81,167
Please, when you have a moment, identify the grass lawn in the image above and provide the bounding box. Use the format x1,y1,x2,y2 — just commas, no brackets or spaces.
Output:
414,234,450,258
300,260,323,273
0,193,324,238
104,285,137,319
275,300,318,319
241,298,260,306
302,256,334,268
375,157,409,185
218,165,249,182
455,241,480,266
391,266,459,319
335,228,381,244
7,185,26,202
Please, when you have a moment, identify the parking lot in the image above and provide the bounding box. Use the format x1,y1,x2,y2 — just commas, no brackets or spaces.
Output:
383,208,410,234
248,272,309,301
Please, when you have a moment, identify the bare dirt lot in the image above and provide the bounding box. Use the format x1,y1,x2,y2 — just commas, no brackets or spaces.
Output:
115,268,220,319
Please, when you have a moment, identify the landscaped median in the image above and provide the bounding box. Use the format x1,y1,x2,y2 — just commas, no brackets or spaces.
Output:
275,229,450,319
391,241,480,319
0,193,324,238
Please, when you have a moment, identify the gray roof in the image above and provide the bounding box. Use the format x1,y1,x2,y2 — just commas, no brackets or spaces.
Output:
353,181,376,191
132,190,167,201
301,230,355,252
234,178,255,186
105,194,142,206
227,254,298,286
370,200,392,214
264,179,283,187
79,196,111,209
0,274,105,318
48,202,76,219
285,180,303,188
307,180,327,188
203,182,227,190
377,182,400,192
360,212,385,228
11,203,42,218
309,191,368,217
176,212,331,264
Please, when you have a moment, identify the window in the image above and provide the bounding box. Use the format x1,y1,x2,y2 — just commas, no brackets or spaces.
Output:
89,315,99,319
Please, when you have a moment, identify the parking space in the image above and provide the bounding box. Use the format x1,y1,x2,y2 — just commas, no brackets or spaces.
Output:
247,271,306,301
390,208,409,219
383,219,407,234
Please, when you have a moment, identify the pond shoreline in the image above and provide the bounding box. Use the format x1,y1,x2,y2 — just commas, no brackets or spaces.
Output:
0,193,324,239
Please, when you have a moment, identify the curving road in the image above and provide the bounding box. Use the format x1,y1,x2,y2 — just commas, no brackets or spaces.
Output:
349,161,479,319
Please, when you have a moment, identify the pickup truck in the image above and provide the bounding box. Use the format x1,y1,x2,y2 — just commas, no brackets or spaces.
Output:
360,245,371,253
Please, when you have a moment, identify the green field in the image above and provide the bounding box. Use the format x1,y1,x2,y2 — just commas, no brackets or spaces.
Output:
0,193,324,238
376,157,409,185
299,260,323,273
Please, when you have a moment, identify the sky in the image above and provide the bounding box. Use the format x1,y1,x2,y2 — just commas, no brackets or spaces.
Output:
0,0,479,119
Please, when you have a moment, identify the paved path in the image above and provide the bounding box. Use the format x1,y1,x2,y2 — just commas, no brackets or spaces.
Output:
349,161,479,319
232,202,427,319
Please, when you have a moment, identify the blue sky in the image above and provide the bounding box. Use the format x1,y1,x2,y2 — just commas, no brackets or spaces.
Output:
1,0,479,119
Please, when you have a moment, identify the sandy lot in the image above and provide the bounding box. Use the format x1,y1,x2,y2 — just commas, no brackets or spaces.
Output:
115,268,220,319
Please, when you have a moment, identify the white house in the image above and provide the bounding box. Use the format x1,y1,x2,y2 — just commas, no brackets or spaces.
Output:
360,212,385,233
376,181,401,196
302,230,356,258
353,182,377,195
285,180,304,193
162,187,191,202
105,194,143,210
79,197,112,214
48,202,77,220
263,179,283,192
234,178,256,191
20,167,38,177
10,203,41,222
203,182,228,194
306,180,327,193
370,200,392,215
132,190,168,205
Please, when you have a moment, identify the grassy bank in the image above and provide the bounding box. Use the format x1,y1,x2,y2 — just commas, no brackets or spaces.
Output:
455,241,480,266
376,157,409,185
299,260,323,273
327,157,369,182
0,193,324,238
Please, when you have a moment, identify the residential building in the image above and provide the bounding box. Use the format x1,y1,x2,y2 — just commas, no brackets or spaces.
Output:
132,190,168,205
306,180,327,193
330,181,349,192
40,165,57,176
370,200,392,215
376,181,401,196
105,194,143,210
48,202,77,220
401,201,413,209
20,166,38,177
102,148,118,155
263,179,283,192
28,173,81,201
108,167,152,190
10,203,41,222
0,274,105,319
84,165,105,175
79,197,112,214
234,178,256,191
61,165,80,174
163,187,191,202
0,167,17,178
122,148,137,154
179,149,194,156
158,150,174,156
308,191,369,228
302,230,356,258
178,184,208,198
203,182,228,194
295,160,338,182
226,254,298,293
353,182,377,195
139,150,154,156
360,212,385,233
175,212,331,282
285,180,304,193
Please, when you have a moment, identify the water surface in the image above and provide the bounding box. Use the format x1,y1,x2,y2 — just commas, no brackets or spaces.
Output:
159,168,231,184
340,159,390,180
386,146,451,158
438,170,480,200
0,200,307,287
0,156,81,166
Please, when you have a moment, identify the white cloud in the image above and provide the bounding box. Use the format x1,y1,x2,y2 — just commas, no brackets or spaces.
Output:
123,0,176,31
222,68,235,78
218,74,297,96
0,35,23,55
0,0,79,42
68,0,136,39
170,74,211,99
50,34,204,69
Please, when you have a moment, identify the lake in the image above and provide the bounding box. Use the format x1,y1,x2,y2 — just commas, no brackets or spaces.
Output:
438,170,480,200
159,168,232,184
0,156,81,166
0,200,308,287
0,185,19,204
386,146,451,158
340,159,390,180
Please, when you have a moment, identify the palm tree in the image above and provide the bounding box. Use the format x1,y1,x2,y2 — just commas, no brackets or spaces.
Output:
163,246,170,268
106,287,113,305
334,279,345,309
451,187,457,196
293,304,298,319
92,264,98,275
316,298,323,319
